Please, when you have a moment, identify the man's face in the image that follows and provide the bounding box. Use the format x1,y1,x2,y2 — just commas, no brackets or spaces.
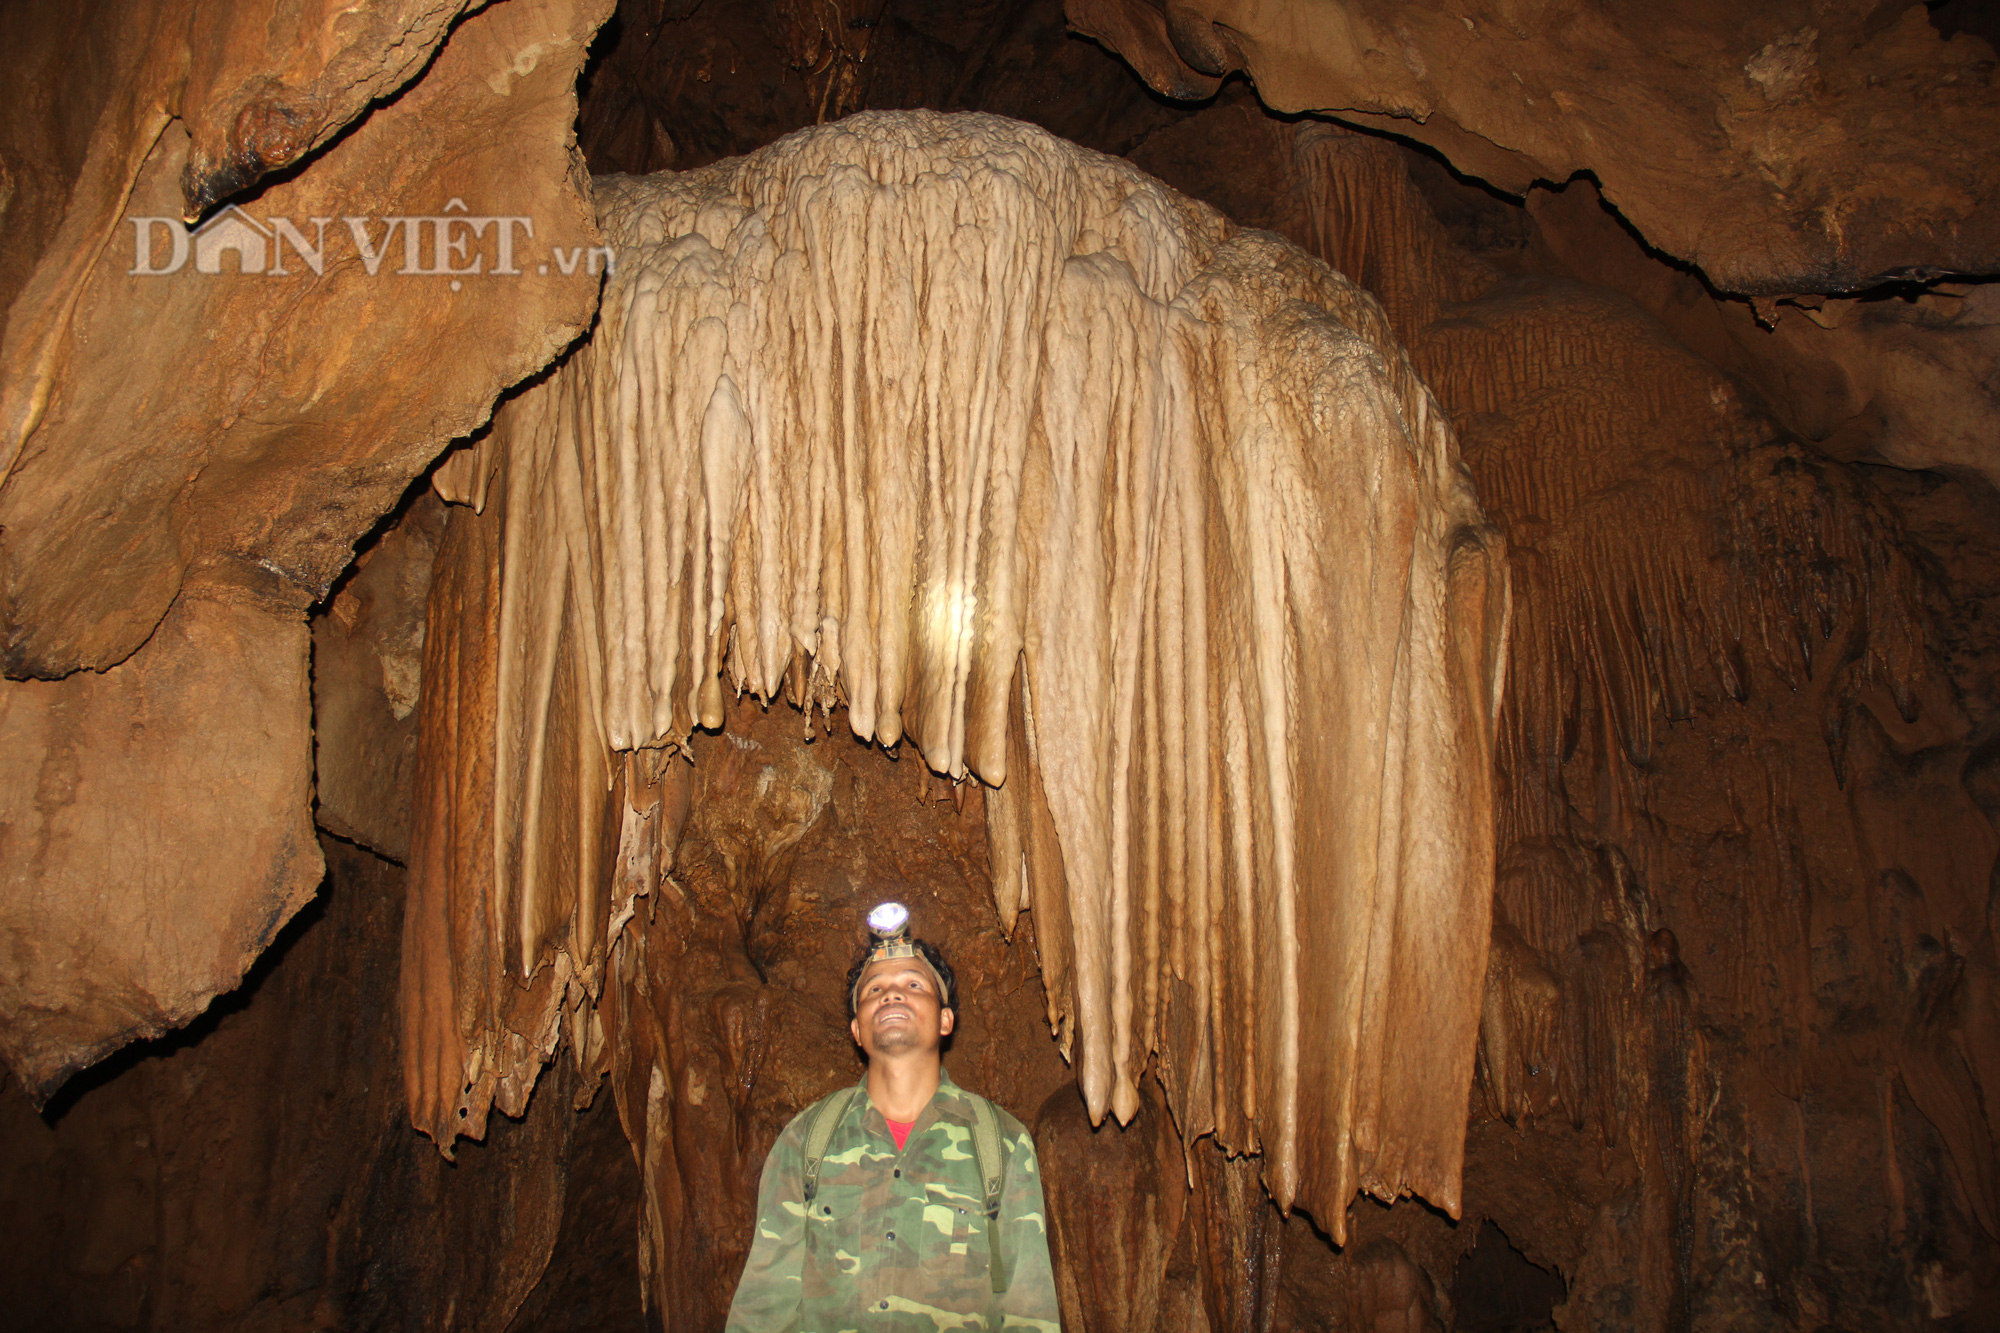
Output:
849,956,955,1059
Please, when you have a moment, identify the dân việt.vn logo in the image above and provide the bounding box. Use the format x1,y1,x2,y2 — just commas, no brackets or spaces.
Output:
129,198,614,288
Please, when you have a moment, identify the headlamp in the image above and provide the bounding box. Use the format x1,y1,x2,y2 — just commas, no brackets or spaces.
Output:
852,900,949,1009
868,901,911,939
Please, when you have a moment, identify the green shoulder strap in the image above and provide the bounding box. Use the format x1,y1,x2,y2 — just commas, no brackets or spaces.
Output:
968,1093,1010,1295
801,1085,858,1205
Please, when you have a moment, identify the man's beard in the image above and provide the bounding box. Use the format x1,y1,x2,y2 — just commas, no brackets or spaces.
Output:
871,1015,920,1053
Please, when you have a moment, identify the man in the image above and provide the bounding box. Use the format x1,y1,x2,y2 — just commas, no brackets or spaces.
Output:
725,902,1060,1331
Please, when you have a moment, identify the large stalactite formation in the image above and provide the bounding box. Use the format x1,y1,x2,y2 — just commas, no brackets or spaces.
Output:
1,1,1998,1330
402,109,1509,1246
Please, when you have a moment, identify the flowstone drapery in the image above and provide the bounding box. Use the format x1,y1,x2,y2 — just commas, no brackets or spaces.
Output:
403,111,1509,1234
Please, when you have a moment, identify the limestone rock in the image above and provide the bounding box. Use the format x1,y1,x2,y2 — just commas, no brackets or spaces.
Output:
0,839,622,1331
406,110,1511,1237
177,0,484,218
1525,176,2000,490
0,0,610,1099
0,589,319,1103
1067,0,2000,294
0,0,610,679
312,493,449,861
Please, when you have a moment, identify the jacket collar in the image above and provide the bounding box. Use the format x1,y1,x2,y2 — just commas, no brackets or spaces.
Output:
850,1066,967,1136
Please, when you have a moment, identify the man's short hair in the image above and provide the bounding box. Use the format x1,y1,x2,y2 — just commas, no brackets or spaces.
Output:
845,936,957,1022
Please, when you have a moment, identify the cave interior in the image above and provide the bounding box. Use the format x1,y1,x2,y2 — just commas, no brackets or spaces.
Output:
1,0,1998,1330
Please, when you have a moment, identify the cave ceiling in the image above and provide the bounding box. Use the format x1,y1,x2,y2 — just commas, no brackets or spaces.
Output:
1069,0,2000,295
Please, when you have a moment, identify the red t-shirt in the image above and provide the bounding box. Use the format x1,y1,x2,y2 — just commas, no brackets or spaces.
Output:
887,1118,915,1151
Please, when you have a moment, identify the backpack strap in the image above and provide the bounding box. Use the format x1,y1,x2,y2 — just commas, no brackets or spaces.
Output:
801,1085,858,1206
968,1094,1010,1294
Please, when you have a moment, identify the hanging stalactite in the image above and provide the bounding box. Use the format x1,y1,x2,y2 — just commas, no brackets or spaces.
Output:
404,109,1510,1236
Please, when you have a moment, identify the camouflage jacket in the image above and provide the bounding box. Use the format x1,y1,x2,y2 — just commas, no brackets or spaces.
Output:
724,1070,1060,1332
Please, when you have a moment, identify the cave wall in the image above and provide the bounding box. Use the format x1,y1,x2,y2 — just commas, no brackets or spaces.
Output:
1049,89,2000,1333
1066,0,2000,294
0,837,636,1332
0,0,611,1104
1092,88,2000,1333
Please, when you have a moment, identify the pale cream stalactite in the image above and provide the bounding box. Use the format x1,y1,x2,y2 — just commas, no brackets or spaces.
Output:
405,110,1509,1237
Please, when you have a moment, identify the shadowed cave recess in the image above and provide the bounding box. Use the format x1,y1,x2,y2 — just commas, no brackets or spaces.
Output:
1,1,1998,1330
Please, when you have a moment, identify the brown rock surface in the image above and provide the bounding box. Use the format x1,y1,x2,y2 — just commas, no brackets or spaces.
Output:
0,0,609,678
572,0,1200,175
1526,176,2000,490
175,0,483,218
312,492,447,861
0,588,318,1104
0,0,610,1098
0,837,630,1332
1068,0,2000,295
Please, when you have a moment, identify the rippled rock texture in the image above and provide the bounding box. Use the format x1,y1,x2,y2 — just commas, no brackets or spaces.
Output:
400,115,1509,1253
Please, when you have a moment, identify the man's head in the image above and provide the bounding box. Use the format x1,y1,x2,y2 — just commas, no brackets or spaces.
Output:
845,934,956,1061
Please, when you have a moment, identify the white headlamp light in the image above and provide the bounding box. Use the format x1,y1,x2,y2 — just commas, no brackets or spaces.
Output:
852,901,949,1010
867,900,911,939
